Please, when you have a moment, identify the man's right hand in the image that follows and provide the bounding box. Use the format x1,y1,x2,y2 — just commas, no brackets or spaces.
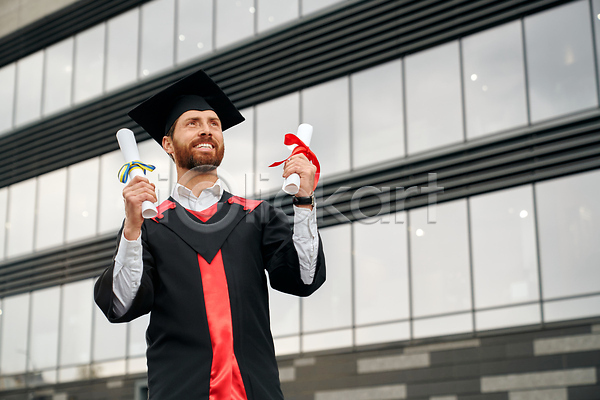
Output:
122,175,157,240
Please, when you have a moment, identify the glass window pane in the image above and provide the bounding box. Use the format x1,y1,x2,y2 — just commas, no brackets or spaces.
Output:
301,0,344,16
413,313,472,339
269,288,299,337
406,42,463,154
216,0,255,49
353,213,409,325
139,139,174,204
351,60,404,169
106,8,139,92
258,0,298,33
0,293,30,375
29,287,60,371
128,313,150,358
15,50,44,127
274,336,299,356
219,107,254,196
302,329,352,352
0,63,15,134
536,169,600,299
544,295,600,323
476,304,540,331
35,168,67,251
469,186,539,309
7,178,36,258
255,93,300,194
140,0,175,78
409,200,472,317
593,0,600,84
302,77,351,178
43,37,73,116
355,322,410,347
525,0,597,123
462,21,528,139
60,279,94,366
93,307,126,362
0,187,7,260
302,224,352,332
98,150,129,235
176,0,213,64
66,158,99,243
73,24,105,104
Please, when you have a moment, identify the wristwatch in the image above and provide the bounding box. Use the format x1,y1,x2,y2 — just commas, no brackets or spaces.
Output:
292,193,315,207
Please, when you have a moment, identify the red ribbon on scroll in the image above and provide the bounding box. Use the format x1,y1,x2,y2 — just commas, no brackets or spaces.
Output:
268,133,320,191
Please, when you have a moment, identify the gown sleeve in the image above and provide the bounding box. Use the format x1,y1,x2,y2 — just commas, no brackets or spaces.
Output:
261,204,326,297
94,224,157,323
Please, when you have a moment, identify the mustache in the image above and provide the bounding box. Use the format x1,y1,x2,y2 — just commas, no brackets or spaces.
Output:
190,137,218,148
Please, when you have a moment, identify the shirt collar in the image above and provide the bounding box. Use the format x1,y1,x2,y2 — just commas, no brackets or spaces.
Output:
171,178,224,211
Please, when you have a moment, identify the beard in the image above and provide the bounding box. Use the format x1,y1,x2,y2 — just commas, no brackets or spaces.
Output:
172,137,225,172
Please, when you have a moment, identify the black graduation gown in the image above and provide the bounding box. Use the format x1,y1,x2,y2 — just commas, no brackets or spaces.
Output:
94,191,326,399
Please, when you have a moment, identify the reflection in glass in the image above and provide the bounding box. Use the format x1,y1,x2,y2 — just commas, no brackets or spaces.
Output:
218,108,255,196
351,60,404,169
216,0,255,49
525,0,597,122
43,38,73,116
140,0,175,78
462,21,527,139
35,168,67,251
93,306,126,362
536,170,600,299
60,279,94,366
7,178,36,258
469,186,539,308
0,188,7,260
476,304,540,331
302,225,352,332
255,93,300,194
29,287,60,371
301,0,344,16
15,50,44,127
73,24,105,104
302,77,351,178
106,8,139,92
0,63,15,134
258,0,298,33
406,42,463,154
66,158,99,242
354,214,409,325
409,200,471,317
177,0,213,64
0,293,30,374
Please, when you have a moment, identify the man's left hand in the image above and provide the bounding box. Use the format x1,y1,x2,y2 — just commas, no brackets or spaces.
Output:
282,153,317,209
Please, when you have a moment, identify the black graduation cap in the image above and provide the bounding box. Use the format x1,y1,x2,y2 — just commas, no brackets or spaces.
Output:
128,69,245,144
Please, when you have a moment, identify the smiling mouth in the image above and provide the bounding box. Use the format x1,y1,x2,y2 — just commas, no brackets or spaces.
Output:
194,143,214,149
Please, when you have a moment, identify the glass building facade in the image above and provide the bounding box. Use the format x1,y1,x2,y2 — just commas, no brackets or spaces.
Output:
0,0,599,399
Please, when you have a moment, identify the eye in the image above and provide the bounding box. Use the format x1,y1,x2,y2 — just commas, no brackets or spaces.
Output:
187,120,197,127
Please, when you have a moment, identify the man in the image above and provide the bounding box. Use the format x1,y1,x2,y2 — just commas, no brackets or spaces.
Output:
94,70,326,399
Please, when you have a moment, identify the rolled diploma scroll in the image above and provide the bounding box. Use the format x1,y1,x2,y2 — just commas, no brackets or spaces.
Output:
282,123,313,195
116,128,158,219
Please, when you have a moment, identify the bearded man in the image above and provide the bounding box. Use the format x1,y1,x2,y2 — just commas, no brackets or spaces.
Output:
94,70,326,400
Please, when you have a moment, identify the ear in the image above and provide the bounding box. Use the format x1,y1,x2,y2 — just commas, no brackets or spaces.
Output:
162,135,174,156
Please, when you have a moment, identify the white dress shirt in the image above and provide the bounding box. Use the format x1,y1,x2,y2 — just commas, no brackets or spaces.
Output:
112,179,319,317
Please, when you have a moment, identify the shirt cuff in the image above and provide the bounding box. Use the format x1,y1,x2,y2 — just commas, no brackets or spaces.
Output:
292,204,319,284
